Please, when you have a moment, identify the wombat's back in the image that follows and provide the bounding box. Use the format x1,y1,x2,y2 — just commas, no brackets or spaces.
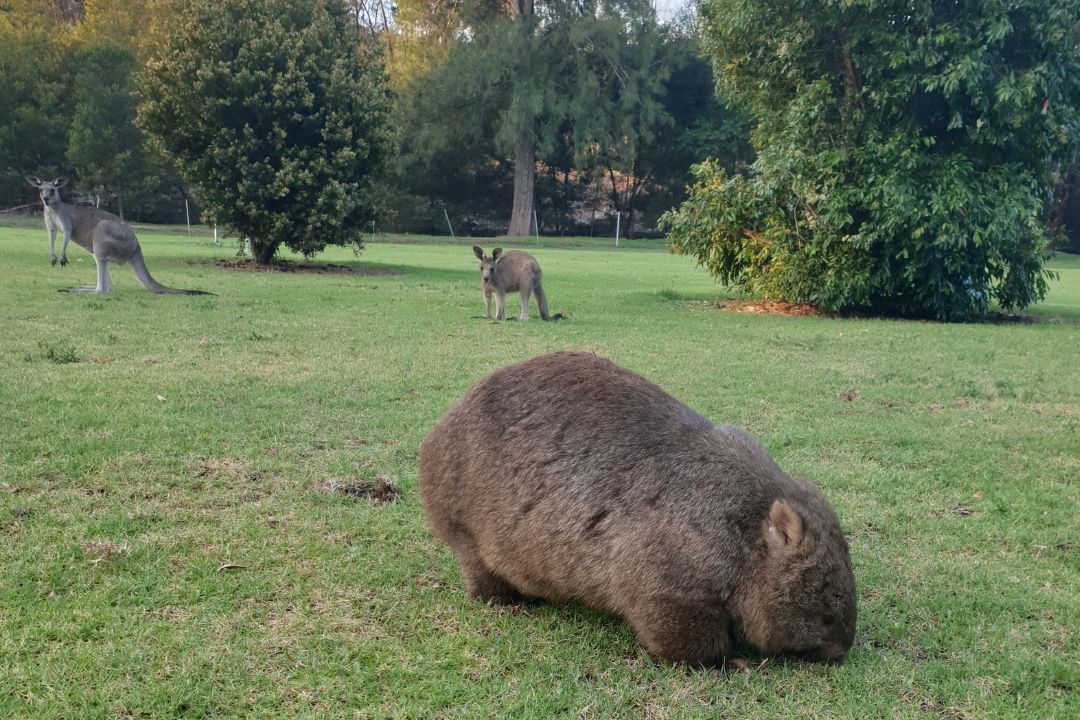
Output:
419,351,856,665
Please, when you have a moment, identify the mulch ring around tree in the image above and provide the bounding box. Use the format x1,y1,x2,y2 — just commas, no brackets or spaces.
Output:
199,258,402,276
692,299,835,317
692,300,1066,324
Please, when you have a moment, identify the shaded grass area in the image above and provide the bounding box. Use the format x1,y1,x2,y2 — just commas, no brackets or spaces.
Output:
0,224,1077,718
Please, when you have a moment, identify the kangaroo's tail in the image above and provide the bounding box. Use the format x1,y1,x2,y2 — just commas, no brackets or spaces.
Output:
131,247,213,296
534,285,564,321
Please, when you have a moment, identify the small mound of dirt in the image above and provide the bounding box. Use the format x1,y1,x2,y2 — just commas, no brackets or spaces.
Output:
837,388,861,402
696,299,833,317
321,475,402,505
203,259,401,276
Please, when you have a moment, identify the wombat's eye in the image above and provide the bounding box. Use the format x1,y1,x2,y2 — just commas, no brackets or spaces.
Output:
823,614,836,626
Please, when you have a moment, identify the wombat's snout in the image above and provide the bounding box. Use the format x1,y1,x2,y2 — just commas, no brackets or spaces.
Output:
802,643,849,665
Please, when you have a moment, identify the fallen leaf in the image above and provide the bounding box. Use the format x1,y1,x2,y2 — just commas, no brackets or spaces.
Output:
217,562,247,572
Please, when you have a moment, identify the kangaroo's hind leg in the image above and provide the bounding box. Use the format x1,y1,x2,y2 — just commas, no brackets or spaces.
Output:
63,254,111,293
518,282,531,321
95,254,114,292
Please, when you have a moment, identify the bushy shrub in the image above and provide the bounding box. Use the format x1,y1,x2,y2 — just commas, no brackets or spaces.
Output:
139,0,393,264
662,0,1078,321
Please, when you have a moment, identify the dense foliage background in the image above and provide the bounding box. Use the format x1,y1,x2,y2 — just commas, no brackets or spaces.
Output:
1,0,1077,306
0,0,739,241
662,0,1080,320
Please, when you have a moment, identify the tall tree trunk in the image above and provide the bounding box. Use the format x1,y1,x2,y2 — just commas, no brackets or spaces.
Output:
252,239,279,265
505,0,536,237
508,129,535,236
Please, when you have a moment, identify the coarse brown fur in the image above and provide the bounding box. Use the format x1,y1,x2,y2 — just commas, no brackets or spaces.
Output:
472,246,562,321
419,351,856,668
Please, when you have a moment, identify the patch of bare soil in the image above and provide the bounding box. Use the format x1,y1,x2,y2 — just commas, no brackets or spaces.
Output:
837,388,861,402
694,299,834,317
320,475,402,505
201,259,402,276
983,311,1046,325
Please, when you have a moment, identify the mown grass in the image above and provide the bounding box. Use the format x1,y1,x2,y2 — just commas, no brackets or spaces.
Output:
0,222,1077,719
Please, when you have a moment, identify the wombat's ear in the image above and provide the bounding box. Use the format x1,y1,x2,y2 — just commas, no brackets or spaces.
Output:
492,248,503,261
766,499,804,551
25,175,42,187
473,245,484,260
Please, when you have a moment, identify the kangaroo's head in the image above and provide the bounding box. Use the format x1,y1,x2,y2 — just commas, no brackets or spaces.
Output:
25,176,68,207
473,246,503,286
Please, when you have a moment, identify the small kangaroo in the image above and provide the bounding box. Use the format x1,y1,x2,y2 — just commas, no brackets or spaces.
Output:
25,176,211,295
419,352,857,669
472,246,562,321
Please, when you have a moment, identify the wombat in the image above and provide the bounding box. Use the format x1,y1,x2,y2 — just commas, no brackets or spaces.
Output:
418,351,856,667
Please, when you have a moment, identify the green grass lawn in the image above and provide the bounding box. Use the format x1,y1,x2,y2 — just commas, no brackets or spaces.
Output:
1,223,1077,719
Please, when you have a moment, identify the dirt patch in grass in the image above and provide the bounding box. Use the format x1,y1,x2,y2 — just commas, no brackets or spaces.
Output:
693,299,834,317
82,539,130,565
202,259,402,276
319,475,402,505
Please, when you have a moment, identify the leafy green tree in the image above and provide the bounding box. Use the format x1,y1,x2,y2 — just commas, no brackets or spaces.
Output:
138,0,393,264
663,0,1080,320
67,43,159,220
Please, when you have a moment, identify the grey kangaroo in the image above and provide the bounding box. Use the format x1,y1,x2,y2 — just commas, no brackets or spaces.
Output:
26,176,211,295
472,246,562,321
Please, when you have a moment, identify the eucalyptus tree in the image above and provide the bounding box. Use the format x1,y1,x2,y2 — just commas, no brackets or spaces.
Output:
414,0,669,236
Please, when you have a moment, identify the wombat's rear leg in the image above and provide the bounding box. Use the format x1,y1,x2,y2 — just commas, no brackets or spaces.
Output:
625,600,739,669
445,524,519,603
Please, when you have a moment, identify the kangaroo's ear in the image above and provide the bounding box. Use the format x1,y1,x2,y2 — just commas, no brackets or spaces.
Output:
472,245,484,260
53,178,68,188
492,247,503,261
765,499,804,553
25,175,43,187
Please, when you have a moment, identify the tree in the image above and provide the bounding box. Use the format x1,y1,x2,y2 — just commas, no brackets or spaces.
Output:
0,0,74,205
379,0,462,90
138,0,393,264
663,0,1080,321
634,30,751,228
67,43,159,219
411,0,668,236
73,0,172,64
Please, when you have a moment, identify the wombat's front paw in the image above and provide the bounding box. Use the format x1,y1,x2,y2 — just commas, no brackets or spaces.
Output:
723,657,750,673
